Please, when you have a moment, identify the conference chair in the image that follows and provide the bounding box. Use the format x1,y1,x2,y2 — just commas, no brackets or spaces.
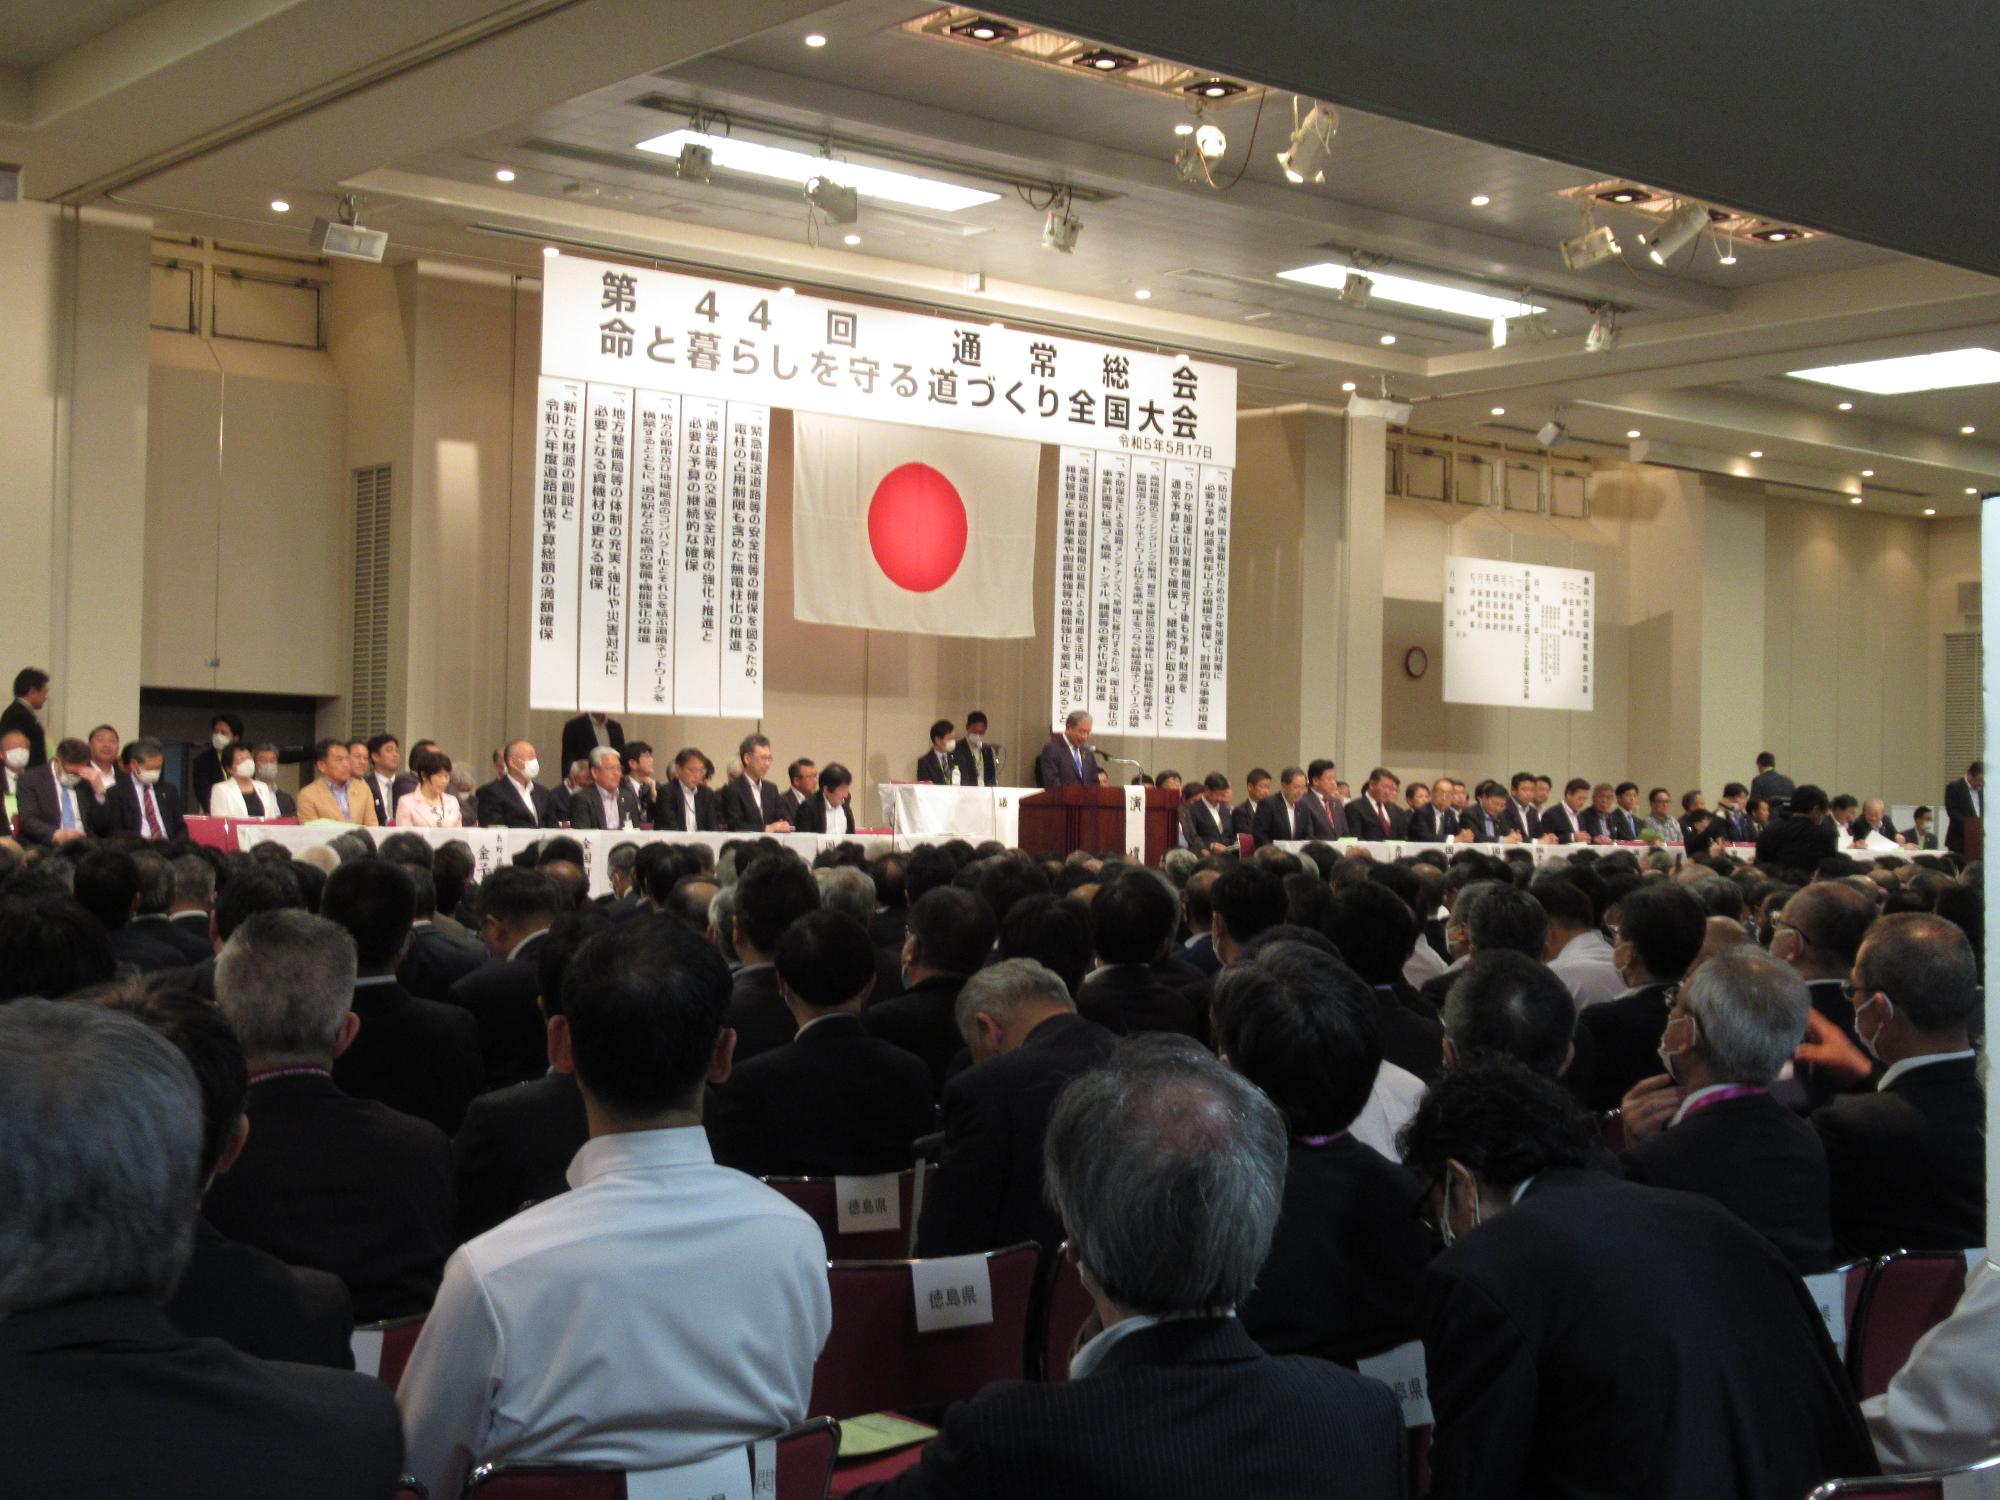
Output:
763,1169,924,1259
463,1419,839,1500
351,1312,427,1392
808,1243,1042,1420
1806,1451,2000,1499
395,1481,427,1500
1847,1251,1980,1400
1030,1242,1096,1382
1802,1260,1872,1365
1598,1110,1624,1153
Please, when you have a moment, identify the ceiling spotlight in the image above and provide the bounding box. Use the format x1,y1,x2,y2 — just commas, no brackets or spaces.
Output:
1379,333,1397,345
1042,204,1082,253
1968,487,1980,494
805,174,860,224
1595,184,1651,205
1641,200,1710,266
1712,232,1738,266
1962,424,1977,434
1750,226,1807,243
1336,272,1374,310
1173,121,1194,136
1560,223,1621,270
676,143,713,182
1861,469,1874,477
542,246,560,257
1194,122,1227,159
1584,306,1620,354
1851,496,1864,504
269,198,290,213
1490,406,1506,416
1073,47,1139,71
1277,99,1339,184
1135,288,1152,300
946,16,1019,41
1925,508,1937,516
804,32,827,46
1536,419,1568,447
1470,194,1490,207
494,168,517,183
1838,401,1854,411
1627,429,1642,439
842,232,861,246
1748,450,1764,458
1183,78,1246,99
1341,381,1358,392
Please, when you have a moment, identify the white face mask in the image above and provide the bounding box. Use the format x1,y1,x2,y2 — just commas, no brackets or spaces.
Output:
3,747,25,770
966,734,984,750
58,771,82,789
1657,1013,1698,1085
519,758,540,781
136,769,161,787
211,733,233,753
942,739,958,756
255,763,278,784
232,760,256,781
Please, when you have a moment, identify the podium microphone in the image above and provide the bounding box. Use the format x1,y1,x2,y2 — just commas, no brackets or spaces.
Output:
1094,747,1145,775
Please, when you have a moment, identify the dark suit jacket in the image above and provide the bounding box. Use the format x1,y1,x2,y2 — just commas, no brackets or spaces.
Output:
1374,984,1446,1085
1077,963,1203,1040
1418,1168,1876,1500
724,962,797,1067
916,749,962,785
950,741,1000,788
707,1012,937,1177
1343,796,1408,841
476,775,554,829
565,781,642,830
656,781,722,832
1036,735,1094,789
332,979,486,1135
201,1072,453,1321
1582,806,1642,841
1812,1054,1985,1257
451,1071,589,1241
1230,799,1261,838
1174,933,1221,977
865,973,973,1092
167,1216,355,1369
447,933,552,1089
399,921,490,1004
1755,815,1840,874
0,698,45,766
1501,800,1541,840
1181,798,1227,850
1622,1089,1834,1272
109,920,189,973
1800,978,1873,1112
1240,1135,1434,1363
132,913,213,964
915,1011,1118,1256
847,1316,1405,1500
1536,801,1589,844
1573,982,1675,1112
721,776,787,832
14,762,98,844
1944,778,1981,853
1251,795,1329,846
190,745,224,819
94,777,190,840
359,772,418,827
560,714,623,776
0,1295,402,1499
792,792,855,835
1407,805,1459,843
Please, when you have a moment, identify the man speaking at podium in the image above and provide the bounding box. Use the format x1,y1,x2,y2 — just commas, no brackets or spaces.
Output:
1038,710,1096,788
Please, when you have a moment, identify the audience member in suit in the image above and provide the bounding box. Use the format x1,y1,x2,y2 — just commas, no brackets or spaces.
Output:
1807,913,1986,1257
1342,766,1411,841
616,742,659,826
1501,772,1546,841
0,665,49,765
166,860,303,1003
777,759,816,823
1616,950,1834,1272
292,737,379,826
1180,774,1232,853
252,743,299,817
1772,882,1878,1110
723,854,823,1066
319,859,485,1136
658,746,723,832
1078,870,1205,1039
398,867,490,1002
1755,782,1842,875
0,727,29,811
1943,761,1983,856
92,737,189,841
1531,876,1623,1014
127,851,213,964
1574,880,1706,1111
74,848,185,972
1450,779,1515,844
566,746,642,830
450,912,600,1241
0,998,403,1497
1439,950,1612,1128
559,711,623,779
476,739,555,829
166,851,219,945
1750,752,1796,812
449,866,568,1089
722,733,794,832
1405,1056,1877,1500
202,910,453,1321
356,734,416,827
1301,758,1343,839
1217,948,1436,1363
1417,880,1550,1018
1328,879,1446,1084
14,735,102,844
1230,768,1271,838
1036,709,1097,788
792,761,858,835
1175,869,1223,977
1250,766,1333,845
917,719,966,785
546,760,586,827
867,886,998,1091
949,711,1001,787
1576,782,1630,842
1408,779,1460,842
1530,778,1588,844
863,1038,1405,1500
708,910,935,1178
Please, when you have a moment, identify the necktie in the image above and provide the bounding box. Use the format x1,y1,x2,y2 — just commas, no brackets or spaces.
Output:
142,788,163,839
1379,800,1391,837
1075,747,1085,781
60,784,77,831
941,753,950,782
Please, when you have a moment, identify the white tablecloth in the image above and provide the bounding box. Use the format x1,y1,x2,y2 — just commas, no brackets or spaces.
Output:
1272,838,1912,867
878,784,1031,846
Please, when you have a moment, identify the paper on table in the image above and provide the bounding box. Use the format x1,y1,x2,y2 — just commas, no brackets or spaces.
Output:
838,1413,938,1460
1861,828,1900,851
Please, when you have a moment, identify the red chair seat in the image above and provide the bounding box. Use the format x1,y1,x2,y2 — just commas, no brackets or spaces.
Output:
1848,1251,1973,1400
464,1418,838,1499
352,1313,427,1392
764,1172,920,1261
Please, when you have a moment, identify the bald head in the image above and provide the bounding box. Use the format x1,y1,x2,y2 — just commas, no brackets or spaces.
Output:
1776,882,1874,980
1689,915,1756,978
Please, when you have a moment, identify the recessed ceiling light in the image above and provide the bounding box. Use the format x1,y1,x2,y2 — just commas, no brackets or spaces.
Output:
542,246,559,257
1962,424,1977,434
1850,496,1863,505
269,199,290,212
1469,194,1490,207
1072,47,1139,71
1173,122,1194,136
1490,406,1505,415
804,32,827,47
1925,508,1937,516
1860,469,1874,477
1278,261,1546,323
1748,450,1763,458
1340,381,1357,392
494,168,515,183
1837,401,1854,411
1968,487,1979,494
1134,288,1152,300
1791,347,2000,395
842,232,861,246
1626,429,1642,439
636,129,999,213
1379,333,1397,345
778,286,795,297
1717,249,1738,265
946,16,1019,41
1183,78,1246,99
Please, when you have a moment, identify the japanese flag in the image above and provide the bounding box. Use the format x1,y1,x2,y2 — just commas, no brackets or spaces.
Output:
793,411,1039,637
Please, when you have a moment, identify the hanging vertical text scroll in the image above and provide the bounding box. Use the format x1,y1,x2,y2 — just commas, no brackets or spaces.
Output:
533,254,1234,728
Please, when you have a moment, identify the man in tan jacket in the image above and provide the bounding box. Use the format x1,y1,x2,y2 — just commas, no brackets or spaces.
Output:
293,737,379,826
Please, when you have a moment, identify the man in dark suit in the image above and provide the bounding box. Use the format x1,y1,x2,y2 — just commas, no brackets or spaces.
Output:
1756,783,1842,875
1180,773,1232,853
1502,771,1544,840
448,867,567,1089
1,665,49,766
1810,913,1985,1257
708,910,935,1177
1343,766,1411,841
1303,758,1343,839
1535,777,1592,844
199,910,455,1321
559,711,623,778
917,719,963,785
1409,1058,1877,1500
1407,778,1459,842
1772,882,1877,1110
1616,949,1834,1272
1329,880,1446,1084
0,998,403,1497
1251,766,1333,845
778,758,817,822
1751,751,1796,812
14,735,101,844
566,747,643,830
721,732,792,832
950,710,1001,787
1174,870,1224,977
73,848,184,972
868,887,998,1092
722,853,823,1066
873,1037,1406,1500
93,736,189,841
476,739,555,829
1575,880,1706,1111
656,746,722,831
1230,767,1271,839
187,710,244,817
400,868,491,1002
1037,709,1097,789
1943,760,1983,856
127,850,213,964
1077,870,1205,1039
792,761,858,835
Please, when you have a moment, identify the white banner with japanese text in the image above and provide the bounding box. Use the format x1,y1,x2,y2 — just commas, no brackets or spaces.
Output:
627,390,680,712
578,383,631,713
672,396,725,717
1086,451,1131,733
530,378,584,710
1194,465,1232,738
719,404,769,717
1050,447,1094,729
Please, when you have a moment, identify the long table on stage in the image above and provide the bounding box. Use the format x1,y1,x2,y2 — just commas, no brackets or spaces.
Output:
1273,838,1917,867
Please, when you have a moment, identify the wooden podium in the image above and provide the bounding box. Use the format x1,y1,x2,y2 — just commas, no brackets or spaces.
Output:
1017,786,1183,866
1956,813,1983,863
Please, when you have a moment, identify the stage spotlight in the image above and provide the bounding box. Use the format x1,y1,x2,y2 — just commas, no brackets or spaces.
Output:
1042,205,1082,253
1277,100,1339,184
1584,306,1620,354
676,143,713,182
1536,419,1568,448
1560,223,1621,270
1194,122,1227,159
804,175,859,224
1641,200,1709,266
1336,272,1374,310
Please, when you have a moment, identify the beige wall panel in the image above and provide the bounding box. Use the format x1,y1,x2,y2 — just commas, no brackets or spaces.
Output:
142,355,223,688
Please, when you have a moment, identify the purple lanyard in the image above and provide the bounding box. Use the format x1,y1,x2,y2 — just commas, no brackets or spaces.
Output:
1676,1083,1767,1124
1295,1131,1350,1148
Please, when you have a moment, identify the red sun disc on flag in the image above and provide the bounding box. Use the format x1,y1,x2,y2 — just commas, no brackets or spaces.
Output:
868,462,969,592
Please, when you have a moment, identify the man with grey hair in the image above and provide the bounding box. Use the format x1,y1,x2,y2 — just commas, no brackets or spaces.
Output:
1037,708,1096,788
131,847,212,963
853,1037,1405,1499
0,999,403,1495
914,958,1117,1257
95,734,190,840
1616,947,1832,1272
567,745,641,831
817,863,903,1000
203,909,454,1319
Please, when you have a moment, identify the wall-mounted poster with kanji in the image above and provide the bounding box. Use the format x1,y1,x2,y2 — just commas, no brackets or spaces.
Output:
1442,556,1594,711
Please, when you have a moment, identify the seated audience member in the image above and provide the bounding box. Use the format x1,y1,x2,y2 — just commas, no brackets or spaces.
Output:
76,847,185,972
0,891,109,1004
658,747,722,832
868,886,999,1089
1230,767,1271,838
131,849,212,963
1251,766,1332,845
1079,869,1204,1038
475,740,556,829
399,865,490,1001
1772,882,1878,1109
566,746,641,831
321,858,484,1134
14,735,102,845
1810,913,1985,1256
1863,1256,2000,1471
792,760,857,835
915,959,1117,1256
1756,783,1841,875
1182,773,1233,853
1615,949,1833,1272
1573,880,1706,1111
723,854,823,1065
917,720,961,784
450,913,600,1242
1441,950,1580,1084
450,867,566,1088
1208,862,1288,966
815,862,903,1000
1176,868,1223,976
1215,956,1435,1363
722,733,792,832
294,738,379,827
209,740,275,818
169,860,303,1001
1328,880,1445,1084
998,892,1095,997
0,1000,401,1495
779,758,817,822
397,919,829,1500
95,737,189,841
1417,881,1548,1013
1343,766,1410,840
707,910,935,1177
1533,877,1623,1009
204,911,453,1319
86,979,355,1368
547,759,589,826
863,1038,1405,1500
1402,1056,1876,1500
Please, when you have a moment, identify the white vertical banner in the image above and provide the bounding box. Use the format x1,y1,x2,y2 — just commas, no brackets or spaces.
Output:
626,389,680,713
673,396,724,717
719,403,769,718
578,383,632,713
529,377,584,711
1087,451,1131,732
1157,461,1201,737
1193,466,1232,740
1122,457,1165,735
1051,447,1095,730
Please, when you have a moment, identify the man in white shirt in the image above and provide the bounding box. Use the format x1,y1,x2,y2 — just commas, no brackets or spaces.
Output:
397,918,831,1499
86,723,123,793
1532,878,1624,1010
1863,1254,2000,1471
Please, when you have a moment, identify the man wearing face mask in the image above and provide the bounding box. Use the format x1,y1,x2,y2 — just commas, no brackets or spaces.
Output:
96,737,190,842
1,729,28,819
1404,1056,1875,1500
189,713,245,818
16,736,104,845
1573,880,1707,1112
951,711,1000,788
916,720,961,785
475,740,555,829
